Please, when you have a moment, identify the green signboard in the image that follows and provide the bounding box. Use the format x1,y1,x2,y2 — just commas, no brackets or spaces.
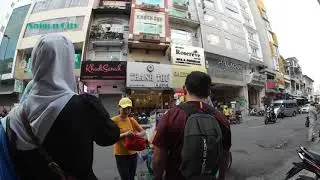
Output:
24,53,81,74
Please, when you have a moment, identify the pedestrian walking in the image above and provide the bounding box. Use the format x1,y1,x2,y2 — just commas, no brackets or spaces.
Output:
152,71,231,180
308,101,319,142
112,97,146,180
3,34,120,180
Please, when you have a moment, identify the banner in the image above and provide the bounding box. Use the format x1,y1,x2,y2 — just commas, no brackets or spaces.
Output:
81,61,126,80
172,65,207,88
171,44,205,67
127,62,172,88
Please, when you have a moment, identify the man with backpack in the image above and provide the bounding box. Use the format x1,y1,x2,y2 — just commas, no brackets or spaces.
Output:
152,71,231,180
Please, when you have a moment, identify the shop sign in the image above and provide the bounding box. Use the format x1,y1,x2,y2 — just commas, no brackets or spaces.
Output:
209,58,247,82
171,44,205,67
248,72,267,87
133,10,165,37
81,61,126,80
127,62,172,88
172,65,207,88
266,80,276,89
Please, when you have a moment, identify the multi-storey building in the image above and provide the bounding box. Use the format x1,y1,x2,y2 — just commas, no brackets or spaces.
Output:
302,75,314,101
285,57,303,97
0,2,31,107
248,0,289,103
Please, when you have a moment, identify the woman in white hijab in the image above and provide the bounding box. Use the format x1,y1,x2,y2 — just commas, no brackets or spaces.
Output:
6,34,120,180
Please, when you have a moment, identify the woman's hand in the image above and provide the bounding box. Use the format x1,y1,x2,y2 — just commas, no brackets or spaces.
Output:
120,130,133,138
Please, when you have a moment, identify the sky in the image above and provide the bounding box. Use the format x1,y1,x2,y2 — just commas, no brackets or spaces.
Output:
264,0,320,90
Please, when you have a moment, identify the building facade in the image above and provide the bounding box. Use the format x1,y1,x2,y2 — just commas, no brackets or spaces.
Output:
0,3,31,107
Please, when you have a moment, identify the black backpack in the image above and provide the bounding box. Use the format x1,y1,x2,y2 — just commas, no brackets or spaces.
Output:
179,103,223,179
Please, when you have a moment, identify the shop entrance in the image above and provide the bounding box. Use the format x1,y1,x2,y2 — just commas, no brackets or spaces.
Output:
211,85,242,103
248,86,260,108
127,90,174,124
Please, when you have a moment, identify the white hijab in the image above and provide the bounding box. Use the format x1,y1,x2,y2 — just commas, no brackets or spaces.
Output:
8,34,77,150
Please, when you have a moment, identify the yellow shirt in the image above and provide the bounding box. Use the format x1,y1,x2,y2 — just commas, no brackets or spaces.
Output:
112,115,143,155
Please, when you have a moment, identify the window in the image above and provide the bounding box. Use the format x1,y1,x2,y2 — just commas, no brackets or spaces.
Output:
240,5,246,12
24,16,85,37
234,41,245,51
136,22,163,34
226,7,239,20
248,32,254,40
32,0,89,14
225,38,232,49
169,9,188,19
5,13,10,20
222,20,228,30
100,24,124,33
267,31,273,42
208,34,220,45
225,0,236,6
231,24,240,33
137,0,164,6
265,20,271,31
204,0,215,10
204,15,217,26
0,25,4,32
171,29,192,45
107,51,121,61
244,17,251,25
250,46,258,56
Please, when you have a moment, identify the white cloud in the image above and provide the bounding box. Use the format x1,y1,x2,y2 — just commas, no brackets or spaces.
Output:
264,0,320,88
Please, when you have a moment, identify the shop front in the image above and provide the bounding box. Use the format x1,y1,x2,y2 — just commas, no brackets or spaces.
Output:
126,62,173,122
207,54,250,110
80,61,126,117
247,72,267,108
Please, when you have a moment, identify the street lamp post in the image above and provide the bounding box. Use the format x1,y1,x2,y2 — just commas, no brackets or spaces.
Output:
0,34,10,88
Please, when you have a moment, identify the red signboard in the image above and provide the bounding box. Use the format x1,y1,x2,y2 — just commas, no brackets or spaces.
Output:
266,80,276,89
80,61,126,80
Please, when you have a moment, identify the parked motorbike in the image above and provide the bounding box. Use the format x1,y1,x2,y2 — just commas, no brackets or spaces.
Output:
285,146,320,180
230,113,242,125
264,107,277,124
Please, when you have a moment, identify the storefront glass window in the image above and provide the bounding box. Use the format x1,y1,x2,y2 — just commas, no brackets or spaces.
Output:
32,0,89,14
24,16,85,37
135,22,163,34
171,29,192,45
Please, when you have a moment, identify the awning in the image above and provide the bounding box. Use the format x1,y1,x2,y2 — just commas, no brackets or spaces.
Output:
0,91,14,95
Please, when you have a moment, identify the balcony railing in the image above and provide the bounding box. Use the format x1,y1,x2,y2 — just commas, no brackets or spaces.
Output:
97,0,131,14
90,25,124,40
138,33,161,43
173,2,188,10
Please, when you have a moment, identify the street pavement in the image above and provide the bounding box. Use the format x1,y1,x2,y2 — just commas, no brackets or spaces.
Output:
92,114,313,180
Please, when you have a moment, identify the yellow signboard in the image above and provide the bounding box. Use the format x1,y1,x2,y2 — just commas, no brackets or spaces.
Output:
172,65,207,89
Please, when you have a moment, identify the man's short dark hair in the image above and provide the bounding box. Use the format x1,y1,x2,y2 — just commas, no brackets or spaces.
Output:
185,71,212,99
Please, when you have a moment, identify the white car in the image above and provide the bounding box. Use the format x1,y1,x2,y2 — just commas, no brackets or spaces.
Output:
301,104,311,114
